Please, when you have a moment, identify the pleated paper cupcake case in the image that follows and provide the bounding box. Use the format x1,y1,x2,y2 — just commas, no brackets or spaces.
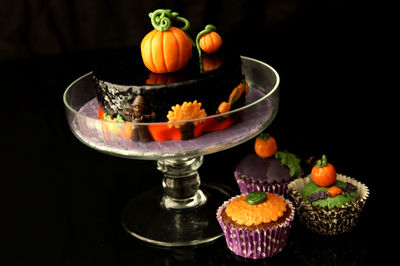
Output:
288,174,369,235
217,195,295,259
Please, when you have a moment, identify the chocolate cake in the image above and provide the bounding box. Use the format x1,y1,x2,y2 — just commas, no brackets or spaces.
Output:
93,47,245,123
92,9,248,142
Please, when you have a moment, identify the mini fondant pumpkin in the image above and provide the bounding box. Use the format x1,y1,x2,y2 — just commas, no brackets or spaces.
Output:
141,9,192,73
254,133,278,158
327,186,342,197
196,24,222,56
311,155,337,187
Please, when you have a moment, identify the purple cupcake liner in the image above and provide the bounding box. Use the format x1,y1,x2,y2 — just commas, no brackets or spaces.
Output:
216,194,295,259
234,171,290,196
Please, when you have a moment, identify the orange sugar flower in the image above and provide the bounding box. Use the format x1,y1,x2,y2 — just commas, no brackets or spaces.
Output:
167,100,207,128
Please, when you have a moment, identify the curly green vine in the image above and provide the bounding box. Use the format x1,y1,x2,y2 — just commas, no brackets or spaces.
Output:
149,9,190,32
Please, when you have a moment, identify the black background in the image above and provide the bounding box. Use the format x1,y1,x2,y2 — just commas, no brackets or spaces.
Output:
5,0,387,265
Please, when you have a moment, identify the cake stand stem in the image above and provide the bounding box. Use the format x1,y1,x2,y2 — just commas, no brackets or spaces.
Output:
121,155,233,247
157,156,207,209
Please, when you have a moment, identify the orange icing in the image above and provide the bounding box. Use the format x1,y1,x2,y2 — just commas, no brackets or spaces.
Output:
225,193,287,226
167,100,207,128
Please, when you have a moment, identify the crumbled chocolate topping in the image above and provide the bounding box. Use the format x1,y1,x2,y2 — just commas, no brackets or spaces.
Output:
307,182,358,202
342,182,357,197
343,182,357,192
308,190,329,202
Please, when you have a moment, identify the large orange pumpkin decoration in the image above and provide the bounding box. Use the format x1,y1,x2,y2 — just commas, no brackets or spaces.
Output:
141,9,193,73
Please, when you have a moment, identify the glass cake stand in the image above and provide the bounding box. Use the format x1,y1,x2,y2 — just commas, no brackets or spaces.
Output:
63,56,280,247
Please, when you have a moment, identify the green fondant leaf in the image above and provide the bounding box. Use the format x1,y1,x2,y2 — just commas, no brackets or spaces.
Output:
246,191,267,205
115,114,125,122
274,150,302,178
103,112,126,123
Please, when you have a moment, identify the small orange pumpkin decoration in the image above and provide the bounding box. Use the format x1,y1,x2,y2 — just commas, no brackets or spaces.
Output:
327,186,342,197
141,9,192,74
196,24,222,56
311,155,337,187
254,133,278,158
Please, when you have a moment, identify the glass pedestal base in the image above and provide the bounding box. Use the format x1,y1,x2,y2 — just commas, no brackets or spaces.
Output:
121,183,233,247
63,56,280,247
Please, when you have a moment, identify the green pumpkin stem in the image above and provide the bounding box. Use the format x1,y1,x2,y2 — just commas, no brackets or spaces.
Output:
196,24,217,57
258,132,270,140
315,154,328,168
149,9,190,32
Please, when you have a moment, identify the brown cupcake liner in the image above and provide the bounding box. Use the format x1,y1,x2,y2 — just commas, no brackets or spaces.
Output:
288,174,369,235
216,194,295,259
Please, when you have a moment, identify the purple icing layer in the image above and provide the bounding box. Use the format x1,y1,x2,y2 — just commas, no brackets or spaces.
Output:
234,153,292,196
235,153,291,184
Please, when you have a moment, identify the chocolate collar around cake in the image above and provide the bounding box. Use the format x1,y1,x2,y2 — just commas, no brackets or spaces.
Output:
93,46,244,122
236,153,293,184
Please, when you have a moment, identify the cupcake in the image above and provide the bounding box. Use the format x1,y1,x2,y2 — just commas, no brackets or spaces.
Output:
216,191,295,259
234,133,302,196
288,155,369,235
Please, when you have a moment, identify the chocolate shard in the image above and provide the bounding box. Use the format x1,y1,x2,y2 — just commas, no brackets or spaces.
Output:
343,182,357,193
179,123,195,140
308,190,329,202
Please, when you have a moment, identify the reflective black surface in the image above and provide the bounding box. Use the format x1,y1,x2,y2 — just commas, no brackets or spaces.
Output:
12,51,382,265
9,0,386,264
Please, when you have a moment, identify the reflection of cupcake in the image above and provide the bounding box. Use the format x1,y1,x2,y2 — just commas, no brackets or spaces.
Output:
234,133,302,196
216,191,295,259
288,155,369,235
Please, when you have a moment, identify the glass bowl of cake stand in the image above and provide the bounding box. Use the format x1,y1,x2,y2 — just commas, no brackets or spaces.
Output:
63,56,280,247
